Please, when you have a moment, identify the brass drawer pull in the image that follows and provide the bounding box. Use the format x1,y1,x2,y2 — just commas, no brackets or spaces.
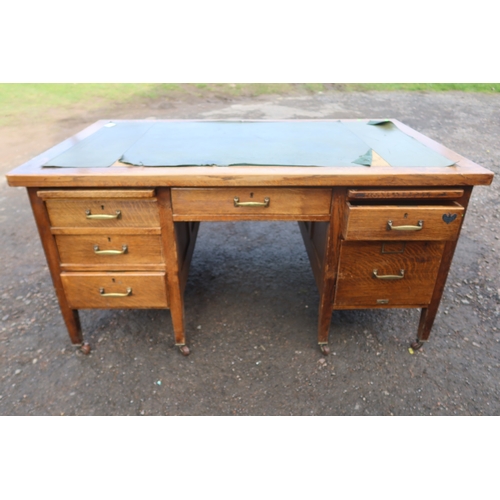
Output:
387,220,423,231
373,269,405,280
93,245,128,255
86,209,121,219
234,197,270,208
99,287,132,297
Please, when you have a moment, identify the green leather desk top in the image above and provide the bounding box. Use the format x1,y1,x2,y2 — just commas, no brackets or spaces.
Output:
44,120,455,169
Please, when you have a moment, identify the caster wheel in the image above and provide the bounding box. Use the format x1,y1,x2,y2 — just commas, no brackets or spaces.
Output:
178,345,190,356
320,345,330,356
410,340,424,351
80,343,91,355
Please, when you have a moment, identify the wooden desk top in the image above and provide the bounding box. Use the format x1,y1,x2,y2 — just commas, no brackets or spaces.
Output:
6,119,494,188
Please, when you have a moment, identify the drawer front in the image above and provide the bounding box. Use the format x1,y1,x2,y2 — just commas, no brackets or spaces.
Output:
55,234,164,268
343,202,464,241
171,188,332,220
61,272,168,309
46,199,160,228
334,241,444,308
347,189,465,201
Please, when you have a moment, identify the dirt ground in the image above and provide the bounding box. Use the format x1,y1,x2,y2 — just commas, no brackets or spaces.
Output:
1,90,499,415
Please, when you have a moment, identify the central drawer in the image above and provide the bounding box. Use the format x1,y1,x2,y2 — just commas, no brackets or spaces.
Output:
61,272,168,309
171,188,332,220
334,241,444,308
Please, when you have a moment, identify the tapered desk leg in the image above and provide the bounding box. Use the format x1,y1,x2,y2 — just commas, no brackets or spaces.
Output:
414,241,462,349
317,188,347,354
157,188,190,356
27,188,85,349
413,187,473,349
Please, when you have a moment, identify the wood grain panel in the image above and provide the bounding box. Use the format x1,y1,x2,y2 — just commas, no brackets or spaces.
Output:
37,189,155,199
334,241,444,308
298,221,329,292
50,227,161,235
61,272,168,309
347,189,464,200
171,188,332,220
176,221,200,294
45,199,160,227
55,234,164,268
343,202,464,241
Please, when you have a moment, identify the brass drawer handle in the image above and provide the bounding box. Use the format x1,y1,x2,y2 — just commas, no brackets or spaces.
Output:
99,287,132,297
93,245,128,255
86,209,121,219
234,197,270,208
373,269,405,280
387,220,423,231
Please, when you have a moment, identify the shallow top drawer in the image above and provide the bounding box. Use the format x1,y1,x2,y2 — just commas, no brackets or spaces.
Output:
347,188,465,201
171,188,332,221
343,202,464,241
39,190,160,228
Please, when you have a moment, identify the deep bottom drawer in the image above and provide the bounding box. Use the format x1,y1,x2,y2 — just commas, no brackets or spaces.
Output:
61,272,168,309
334,241,444,308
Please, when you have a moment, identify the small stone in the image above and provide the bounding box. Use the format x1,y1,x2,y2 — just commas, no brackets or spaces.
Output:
156,380,162,386
197,325,201,329
318,358,326,365
461,299,470,304
2,315,9,321
14,369,21,375
32,358,37,364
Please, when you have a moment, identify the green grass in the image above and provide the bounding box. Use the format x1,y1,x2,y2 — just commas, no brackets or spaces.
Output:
0,83,168,125
1,83,498,127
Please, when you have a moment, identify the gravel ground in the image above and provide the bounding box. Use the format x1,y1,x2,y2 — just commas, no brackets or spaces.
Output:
0,91,499,415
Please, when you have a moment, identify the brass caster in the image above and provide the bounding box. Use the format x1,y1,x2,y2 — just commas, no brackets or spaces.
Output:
410,339,424,351
80,343,91,355
320,344,330,356
178,345,190,356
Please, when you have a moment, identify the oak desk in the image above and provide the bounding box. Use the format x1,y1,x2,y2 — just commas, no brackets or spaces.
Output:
6,119,494,356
